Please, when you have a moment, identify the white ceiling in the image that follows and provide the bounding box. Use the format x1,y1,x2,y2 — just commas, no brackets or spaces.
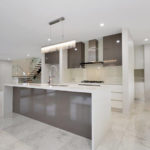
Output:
0,0,150,60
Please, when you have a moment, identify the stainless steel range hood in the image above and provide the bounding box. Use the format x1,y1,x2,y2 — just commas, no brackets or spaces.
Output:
88,39,98,62
80,38,120,67
80,39,104,66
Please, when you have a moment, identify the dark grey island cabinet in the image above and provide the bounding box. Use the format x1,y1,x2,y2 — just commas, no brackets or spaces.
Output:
4,84,111,150
68,42,85,68
45,51,59,64
103,33,122,66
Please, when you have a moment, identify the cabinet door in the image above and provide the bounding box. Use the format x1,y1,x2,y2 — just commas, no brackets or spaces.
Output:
103,33,122,66
45,51,59,64
68,42,85,68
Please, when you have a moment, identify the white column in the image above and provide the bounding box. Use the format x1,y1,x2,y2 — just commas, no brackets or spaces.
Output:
3,86,13,116
0,91,3,117
144,44,150,101
59,49,71,83
59,49,63,83
41,54,49,84
122,29,135,114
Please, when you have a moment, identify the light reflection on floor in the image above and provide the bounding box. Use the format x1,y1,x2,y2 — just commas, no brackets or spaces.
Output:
0,100,150,150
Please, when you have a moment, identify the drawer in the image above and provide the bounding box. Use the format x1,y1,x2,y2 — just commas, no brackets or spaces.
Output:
111,92,123,101
102,85,122,93
111,100,122,109
110,85,122,93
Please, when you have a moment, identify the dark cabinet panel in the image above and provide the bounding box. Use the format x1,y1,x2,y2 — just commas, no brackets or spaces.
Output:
103,33,122,66
68,42,85,68
45,51,59,64
13,87,91,139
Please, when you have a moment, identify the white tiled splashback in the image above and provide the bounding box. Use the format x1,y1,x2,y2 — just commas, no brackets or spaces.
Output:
69,65,122,84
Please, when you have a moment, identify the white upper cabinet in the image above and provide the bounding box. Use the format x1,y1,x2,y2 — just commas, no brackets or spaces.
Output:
134,45,144,69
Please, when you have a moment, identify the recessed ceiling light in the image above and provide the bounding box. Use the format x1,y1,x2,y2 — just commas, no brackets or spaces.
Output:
116,40,120,44
27,54,30,57
144,38,149,42
74,48,78,51
48,38,51,42
100,23,104,27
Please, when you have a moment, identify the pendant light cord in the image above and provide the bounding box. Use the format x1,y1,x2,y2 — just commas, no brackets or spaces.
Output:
61,21,64,41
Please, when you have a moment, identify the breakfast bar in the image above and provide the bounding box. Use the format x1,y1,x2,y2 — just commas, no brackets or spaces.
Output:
4,83,111,150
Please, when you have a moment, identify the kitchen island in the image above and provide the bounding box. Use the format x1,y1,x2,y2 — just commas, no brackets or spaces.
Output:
4,83,111,150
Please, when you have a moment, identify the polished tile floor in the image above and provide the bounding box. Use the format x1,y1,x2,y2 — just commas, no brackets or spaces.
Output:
98,100,150,150
0,100,150,150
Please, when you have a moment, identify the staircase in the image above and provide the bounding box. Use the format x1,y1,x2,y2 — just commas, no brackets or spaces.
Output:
12,58,42,83
25,60,41,83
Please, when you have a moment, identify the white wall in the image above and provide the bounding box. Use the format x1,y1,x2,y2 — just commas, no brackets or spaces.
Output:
0,91,3,117
69,65,122,84
144,44,150,101
0,61,12,90
12,58,41,76
134,45,144,69
122,29,135,114
134,45,145,101
0,61,12,116
12,58,32,76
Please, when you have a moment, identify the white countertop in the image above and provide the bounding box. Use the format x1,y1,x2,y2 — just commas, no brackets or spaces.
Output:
5,83,109,94
4,83,111,150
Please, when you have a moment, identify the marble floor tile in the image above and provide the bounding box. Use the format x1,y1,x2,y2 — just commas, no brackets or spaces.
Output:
21,126,76,150
0,130,19,149
97,128,124,150
127,112,150,142
118,133,150,150
59,134,91,150
7,141,34,150
0,100,150,150
111,112,129,132
98,100,150,150
0,113,91,150
3,118,49,140
0,113,29,130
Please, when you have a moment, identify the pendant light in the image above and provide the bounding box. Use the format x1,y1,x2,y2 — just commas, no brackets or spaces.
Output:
41,17,76,53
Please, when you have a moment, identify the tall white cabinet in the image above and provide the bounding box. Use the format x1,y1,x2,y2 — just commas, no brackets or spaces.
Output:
134,46,144,69
144,44,150,101
134,46,145,101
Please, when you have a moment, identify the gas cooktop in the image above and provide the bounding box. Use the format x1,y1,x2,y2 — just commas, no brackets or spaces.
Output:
81,80,104,83
78,80,104,87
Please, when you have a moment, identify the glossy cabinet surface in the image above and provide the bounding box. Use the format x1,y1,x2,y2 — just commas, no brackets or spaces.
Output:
45,51,59,64
68,42,85,68
13,87,92,139
103,33,122,66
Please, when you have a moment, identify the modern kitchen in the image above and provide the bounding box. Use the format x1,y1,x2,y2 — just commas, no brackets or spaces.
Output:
0,1,150,150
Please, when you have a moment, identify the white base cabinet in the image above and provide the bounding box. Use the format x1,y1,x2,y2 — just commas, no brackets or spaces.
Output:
102,85,123,110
